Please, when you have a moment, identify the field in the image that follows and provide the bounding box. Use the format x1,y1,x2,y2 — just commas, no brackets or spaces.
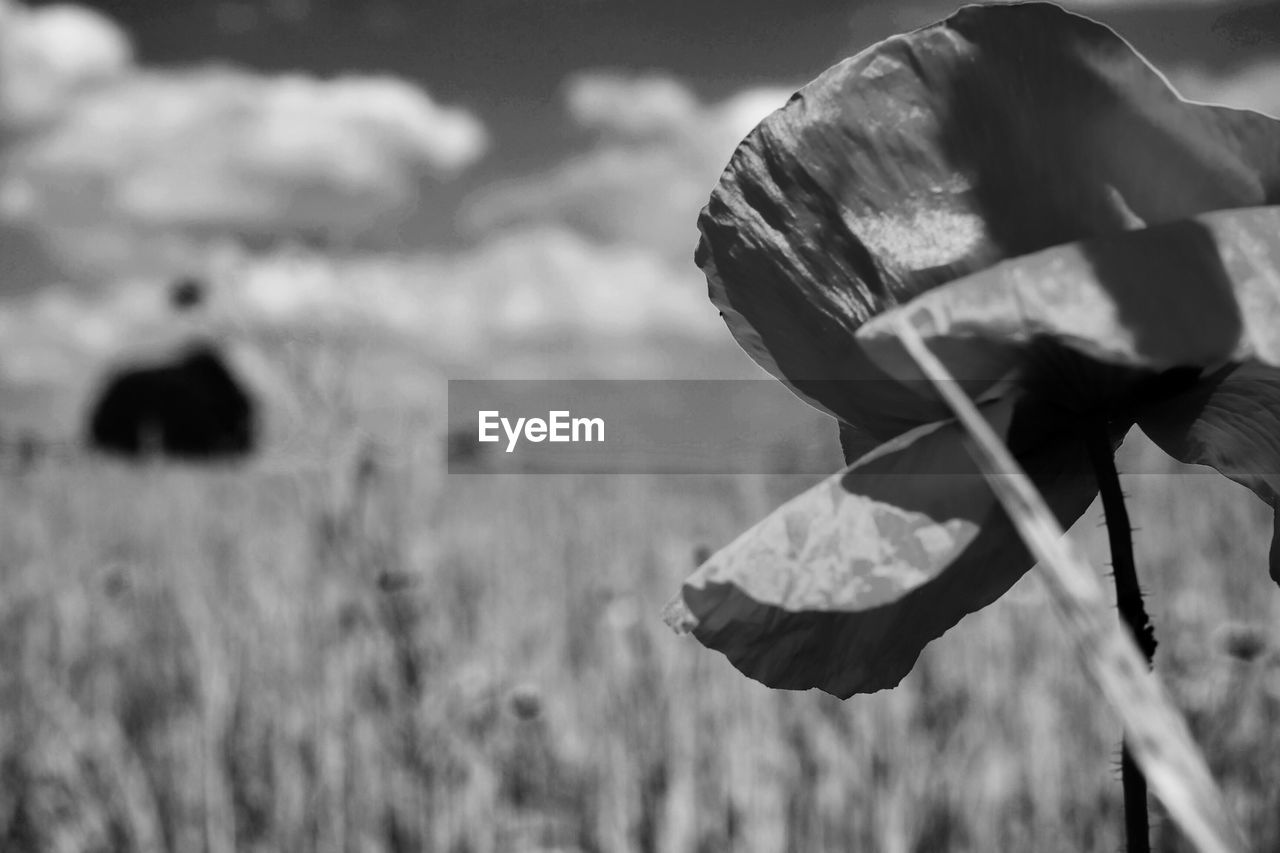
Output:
1,419,1278,853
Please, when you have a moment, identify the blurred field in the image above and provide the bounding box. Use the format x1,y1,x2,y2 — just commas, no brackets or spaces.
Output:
1,418,1279,853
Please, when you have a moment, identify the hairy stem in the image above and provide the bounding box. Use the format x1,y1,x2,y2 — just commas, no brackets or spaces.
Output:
1085,424,1155,853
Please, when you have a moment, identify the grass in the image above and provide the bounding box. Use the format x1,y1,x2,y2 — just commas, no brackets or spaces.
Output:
1,415,1278,852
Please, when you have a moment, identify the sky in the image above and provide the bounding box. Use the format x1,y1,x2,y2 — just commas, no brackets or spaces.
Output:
1,0,1279,433
17,0,1276,246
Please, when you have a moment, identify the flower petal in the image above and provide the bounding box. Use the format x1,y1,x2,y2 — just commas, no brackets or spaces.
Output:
855,206,1280,410
666,397,1101,698
697,2,1280,436
1137,360,1280,584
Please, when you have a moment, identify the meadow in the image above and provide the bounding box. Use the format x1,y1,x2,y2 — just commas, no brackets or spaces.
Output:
1,402,1278,852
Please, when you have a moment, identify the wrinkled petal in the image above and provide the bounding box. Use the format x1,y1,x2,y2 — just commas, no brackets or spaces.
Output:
697,2,1280,442
1137,361,1280,584
855,206,1280,412
666,396,1101,698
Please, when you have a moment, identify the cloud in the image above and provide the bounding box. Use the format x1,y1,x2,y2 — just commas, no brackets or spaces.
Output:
220,227,760,386
229,225,723,358
0,222,745,443
0,0,131,132
0,66,787,426
447,73,800,372
0,275,222,389
0,1,488,280
461,71,794,260
565,71,702,140
445,72,801,375
1168,59,1280,117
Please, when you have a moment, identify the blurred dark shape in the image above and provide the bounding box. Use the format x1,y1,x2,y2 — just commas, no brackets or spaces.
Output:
446,427,487,469
692,544,712,566
353,439,383,491
507,683,543,721
1213,622,1271,663
87,345,257,461
169,276,206,312
376,569,414,593
337,602,368,635
101,564,129,598
0,428,46,476
13,431,44,474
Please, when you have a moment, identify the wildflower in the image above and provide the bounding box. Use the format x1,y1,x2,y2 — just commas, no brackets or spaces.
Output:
666,2,1280,699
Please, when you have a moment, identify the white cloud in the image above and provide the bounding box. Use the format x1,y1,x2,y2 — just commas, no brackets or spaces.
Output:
0,277,204,387
228,225,723,358
0,221,741,438
0,66,783,426
0,0,132,132
444,226,718,341
446,73,799,373
2,69,487,259
0,0,488,281
462,71,794,260
564,71,702,140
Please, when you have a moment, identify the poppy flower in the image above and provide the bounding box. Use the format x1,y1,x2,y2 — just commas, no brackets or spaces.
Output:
664,2,1280,699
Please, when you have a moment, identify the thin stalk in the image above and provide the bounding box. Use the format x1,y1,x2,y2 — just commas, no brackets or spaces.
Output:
1085,425,1155,853
892,315,1243,853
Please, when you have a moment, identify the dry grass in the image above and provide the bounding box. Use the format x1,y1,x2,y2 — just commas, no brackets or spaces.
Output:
1,423,1278,852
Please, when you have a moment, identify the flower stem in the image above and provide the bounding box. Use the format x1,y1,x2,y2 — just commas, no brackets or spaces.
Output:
1085,424,1155,853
